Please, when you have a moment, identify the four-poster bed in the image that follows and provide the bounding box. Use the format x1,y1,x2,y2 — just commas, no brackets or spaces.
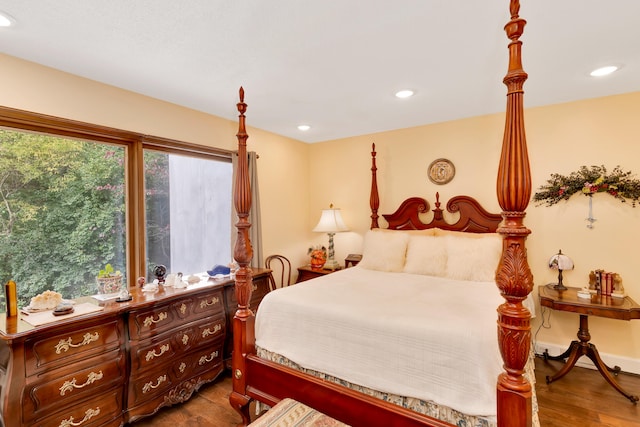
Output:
230,1,534,426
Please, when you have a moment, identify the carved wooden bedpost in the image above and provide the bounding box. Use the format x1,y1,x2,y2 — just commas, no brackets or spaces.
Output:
370,143,380,229
229,87,255,426
495,2,533,426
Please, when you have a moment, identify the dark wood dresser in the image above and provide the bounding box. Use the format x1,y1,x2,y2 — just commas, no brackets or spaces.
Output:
0,268,269,426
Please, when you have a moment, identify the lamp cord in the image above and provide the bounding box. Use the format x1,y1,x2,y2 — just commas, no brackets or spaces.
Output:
532,306,552,357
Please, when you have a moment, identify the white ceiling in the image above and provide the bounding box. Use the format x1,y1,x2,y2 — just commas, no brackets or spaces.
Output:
0,1,638,143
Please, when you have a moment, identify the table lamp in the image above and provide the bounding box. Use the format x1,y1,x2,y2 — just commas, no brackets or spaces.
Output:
548,249,574,291
313,204,349,270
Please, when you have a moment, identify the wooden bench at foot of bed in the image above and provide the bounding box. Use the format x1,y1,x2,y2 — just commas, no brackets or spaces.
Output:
249,398,350,427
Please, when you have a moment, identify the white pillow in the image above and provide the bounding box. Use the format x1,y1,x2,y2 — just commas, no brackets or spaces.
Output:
359,230,410,272
403,235,447,277
445,234,502,282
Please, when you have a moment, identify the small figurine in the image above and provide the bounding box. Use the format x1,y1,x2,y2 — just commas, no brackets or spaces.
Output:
613,273,624,295
174,272,187,288
164,273,176,287
116,286,132,302
588,271,597,290
153,265,167,285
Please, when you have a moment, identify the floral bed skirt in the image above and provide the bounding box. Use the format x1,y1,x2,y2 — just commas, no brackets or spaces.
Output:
256,347,540,427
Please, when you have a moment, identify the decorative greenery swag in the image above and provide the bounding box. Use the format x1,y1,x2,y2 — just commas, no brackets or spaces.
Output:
533,165,640,207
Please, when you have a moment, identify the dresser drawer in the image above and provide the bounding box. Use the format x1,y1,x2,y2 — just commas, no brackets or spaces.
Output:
128,303,179,340
193,290,224,316
190,342,224,374
130,332,178,372
193,314,225,346
23,349,125,422
32,386,123,427
24,318,123,375
127,364,176,406
169,338,224,381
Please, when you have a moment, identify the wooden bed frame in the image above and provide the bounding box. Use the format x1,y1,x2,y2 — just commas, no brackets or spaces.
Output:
229,1,533,426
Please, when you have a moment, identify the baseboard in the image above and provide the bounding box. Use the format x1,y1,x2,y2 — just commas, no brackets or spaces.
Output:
533,340,640,376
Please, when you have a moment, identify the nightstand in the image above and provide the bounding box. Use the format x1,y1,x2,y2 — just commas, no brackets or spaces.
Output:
296,265,341,283
345,254,362,268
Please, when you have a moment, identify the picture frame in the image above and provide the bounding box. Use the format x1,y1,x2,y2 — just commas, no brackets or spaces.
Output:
427,158,455,185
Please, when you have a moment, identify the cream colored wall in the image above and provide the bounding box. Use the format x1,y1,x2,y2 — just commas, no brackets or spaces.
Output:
0,53,310,273
310,92,640,368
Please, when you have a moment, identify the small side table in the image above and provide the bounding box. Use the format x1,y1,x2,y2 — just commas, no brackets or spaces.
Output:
296,265,340,283
538,285,640,403
345,254,362,268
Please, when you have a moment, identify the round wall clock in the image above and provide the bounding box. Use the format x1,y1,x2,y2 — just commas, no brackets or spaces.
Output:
427,158,455,185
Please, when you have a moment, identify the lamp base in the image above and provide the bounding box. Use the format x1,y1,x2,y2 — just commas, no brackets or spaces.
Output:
553,270,567,291
553,283,568,291
323,259,341,271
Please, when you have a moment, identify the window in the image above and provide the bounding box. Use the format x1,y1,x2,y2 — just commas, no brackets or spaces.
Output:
0,107,232,308
144,149,232,276
0,129,126,304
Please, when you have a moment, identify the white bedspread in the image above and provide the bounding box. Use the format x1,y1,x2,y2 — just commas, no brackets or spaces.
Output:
255,267,507,417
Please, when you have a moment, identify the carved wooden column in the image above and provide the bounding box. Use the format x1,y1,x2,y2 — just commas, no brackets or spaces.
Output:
229,87,255,426
370,143,380,229
495,2,533,426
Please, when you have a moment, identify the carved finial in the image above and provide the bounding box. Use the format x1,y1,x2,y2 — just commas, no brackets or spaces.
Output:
237,87,247,116
510,0,520,19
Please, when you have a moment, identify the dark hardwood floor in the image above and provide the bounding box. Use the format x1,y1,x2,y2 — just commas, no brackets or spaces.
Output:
130,356,640,426
535,357,640,427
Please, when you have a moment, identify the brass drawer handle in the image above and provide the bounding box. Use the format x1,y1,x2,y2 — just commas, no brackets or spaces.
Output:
199,296,220,308
198,350,219,366
59,370,104,396
202,323,222,338
58,407,100,427
55,332,100,354
142,375,167,394
143,311,168,327
145,344,170,361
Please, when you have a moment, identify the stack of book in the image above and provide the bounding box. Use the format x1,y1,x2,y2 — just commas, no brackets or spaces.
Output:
591,270,622,297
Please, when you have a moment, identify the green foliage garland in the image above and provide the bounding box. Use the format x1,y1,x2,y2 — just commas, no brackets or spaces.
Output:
533,165,640,207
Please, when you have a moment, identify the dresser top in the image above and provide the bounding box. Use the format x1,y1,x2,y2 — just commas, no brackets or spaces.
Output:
1,268,269,338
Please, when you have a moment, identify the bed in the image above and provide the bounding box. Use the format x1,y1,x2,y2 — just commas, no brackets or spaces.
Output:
230,1,534,426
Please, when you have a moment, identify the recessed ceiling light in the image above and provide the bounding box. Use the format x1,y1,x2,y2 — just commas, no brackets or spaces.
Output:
297,125,311,131
395,90,414,99
590,65,619,77
0,11,15,27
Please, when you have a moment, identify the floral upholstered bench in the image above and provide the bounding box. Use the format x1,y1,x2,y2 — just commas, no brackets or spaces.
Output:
249,398,350,427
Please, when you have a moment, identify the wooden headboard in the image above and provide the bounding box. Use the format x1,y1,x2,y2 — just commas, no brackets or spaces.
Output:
370,147,502,233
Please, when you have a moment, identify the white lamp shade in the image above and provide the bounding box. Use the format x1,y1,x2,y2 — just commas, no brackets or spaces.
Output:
548,251,574,271
313,208,349,233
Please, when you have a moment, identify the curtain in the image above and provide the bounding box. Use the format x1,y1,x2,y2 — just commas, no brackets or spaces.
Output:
232,151,263,268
